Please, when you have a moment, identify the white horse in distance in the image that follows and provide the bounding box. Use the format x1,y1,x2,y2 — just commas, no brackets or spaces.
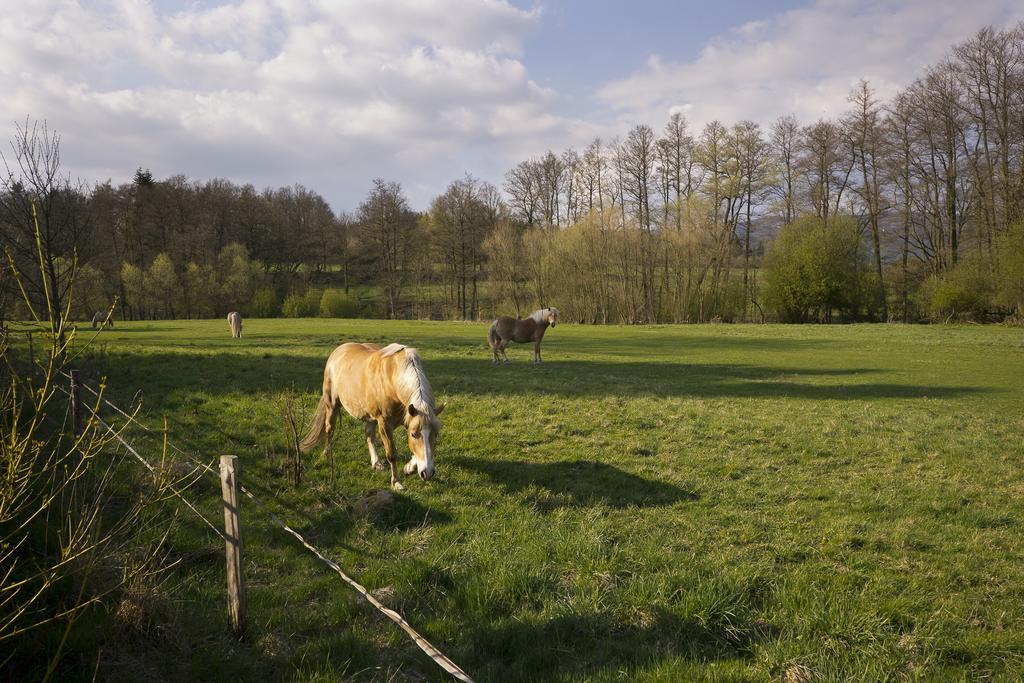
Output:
227,311,243,338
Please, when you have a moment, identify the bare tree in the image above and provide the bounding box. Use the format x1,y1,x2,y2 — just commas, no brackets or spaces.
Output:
733,120,770,312
429,175,492,319
538,151,565,228
847,80,890,318
581,138,607,220
954,25,1023,238
799,119,855,227
0,120,91,344
887,89,918,322
621,124,658,319
659,113,700,231
504,160,542,227
357,179,416,318
770,115,801,224
561,148,582,225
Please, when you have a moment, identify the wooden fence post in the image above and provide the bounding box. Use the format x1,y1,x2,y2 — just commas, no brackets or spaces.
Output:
220,455,246,638
69,369,83,436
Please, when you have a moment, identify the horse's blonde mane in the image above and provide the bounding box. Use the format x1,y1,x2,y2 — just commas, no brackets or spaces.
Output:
529,308,558,324
380,342,406,357
389,346,436,417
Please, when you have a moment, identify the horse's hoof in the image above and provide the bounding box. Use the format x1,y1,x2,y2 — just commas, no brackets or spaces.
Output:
391,481,405,491
371,461,385,470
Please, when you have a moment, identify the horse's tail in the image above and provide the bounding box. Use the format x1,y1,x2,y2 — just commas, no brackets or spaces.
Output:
299,391,331,452
488,320,501,351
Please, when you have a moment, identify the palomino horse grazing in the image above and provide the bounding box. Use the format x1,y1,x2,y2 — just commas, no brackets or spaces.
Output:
227,311,242,338
488,307,558,364
299,343,445,490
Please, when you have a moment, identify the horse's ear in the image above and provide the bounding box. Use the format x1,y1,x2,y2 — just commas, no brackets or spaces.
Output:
407,404,419,417
435,402,446,415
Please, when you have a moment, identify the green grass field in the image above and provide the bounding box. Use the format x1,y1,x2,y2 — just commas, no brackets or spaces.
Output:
67,320,1024,681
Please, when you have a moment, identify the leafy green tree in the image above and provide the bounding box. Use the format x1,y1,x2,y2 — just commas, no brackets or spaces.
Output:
120,262,145,319
217,243,260,315
249,286,280,318
184,261,215,318
995,222,1024,317
147,253,179,318
763,215,868,322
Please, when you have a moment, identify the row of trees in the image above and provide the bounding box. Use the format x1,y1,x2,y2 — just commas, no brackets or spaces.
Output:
3,24,1024,324
497,24,1024,322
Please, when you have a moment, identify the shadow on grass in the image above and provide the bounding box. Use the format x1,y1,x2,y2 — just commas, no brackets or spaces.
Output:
287,489,454,540
452,456,697,509
81,350,988,403
464,607,770,682
433,358,986,401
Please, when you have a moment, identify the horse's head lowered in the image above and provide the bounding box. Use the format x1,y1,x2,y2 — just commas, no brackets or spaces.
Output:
403,402,444,481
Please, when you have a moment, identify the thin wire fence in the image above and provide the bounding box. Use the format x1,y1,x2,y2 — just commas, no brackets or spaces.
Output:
61,371,475,683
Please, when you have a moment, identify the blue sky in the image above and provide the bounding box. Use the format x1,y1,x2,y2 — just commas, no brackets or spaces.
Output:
2,0,1022,210
517,0,806,106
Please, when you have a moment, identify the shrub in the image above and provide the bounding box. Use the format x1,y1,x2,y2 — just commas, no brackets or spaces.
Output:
995,221,1024,316
249,286,280,318
319,288,359,318
763,215,869,322
916,255,996,322
3,211,178,677
282,289,321,317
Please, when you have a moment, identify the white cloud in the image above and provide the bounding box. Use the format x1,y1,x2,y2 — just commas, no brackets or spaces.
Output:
0,0,579,209
5,0,1022,210
594,0,1024,132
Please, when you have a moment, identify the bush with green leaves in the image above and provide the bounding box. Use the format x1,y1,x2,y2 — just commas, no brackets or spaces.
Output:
763,215,869,322
319,288,359,318
282,289,321,318
915,255,996,322
995,221,1024,317
249,286,280,318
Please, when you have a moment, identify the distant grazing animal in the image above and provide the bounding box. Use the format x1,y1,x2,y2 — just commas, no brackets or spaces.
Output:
91,311,113,329
487,307,558,364
299,343,445,490
227,311,242,338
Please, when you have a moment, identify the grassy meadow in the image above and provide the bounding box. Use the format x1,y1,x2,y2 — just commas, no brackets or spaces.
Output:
61,319,1024,681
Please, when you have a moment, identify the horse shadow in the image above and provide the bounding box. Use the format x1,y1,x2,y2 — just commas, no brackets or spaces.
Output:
428,358,988,401
452,456,697,510
462,606,775,682
80,346,988,404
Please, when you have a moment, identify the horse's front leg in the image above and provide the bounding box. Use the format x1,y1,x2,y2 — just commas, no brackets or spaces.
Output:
501,341,510,363
377,419,403,491
534,339,542,364
365,421,384,470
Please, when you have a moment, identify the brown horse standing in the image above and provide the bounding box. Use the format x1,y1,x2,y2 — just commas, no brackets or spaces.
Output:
488,307,558,364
